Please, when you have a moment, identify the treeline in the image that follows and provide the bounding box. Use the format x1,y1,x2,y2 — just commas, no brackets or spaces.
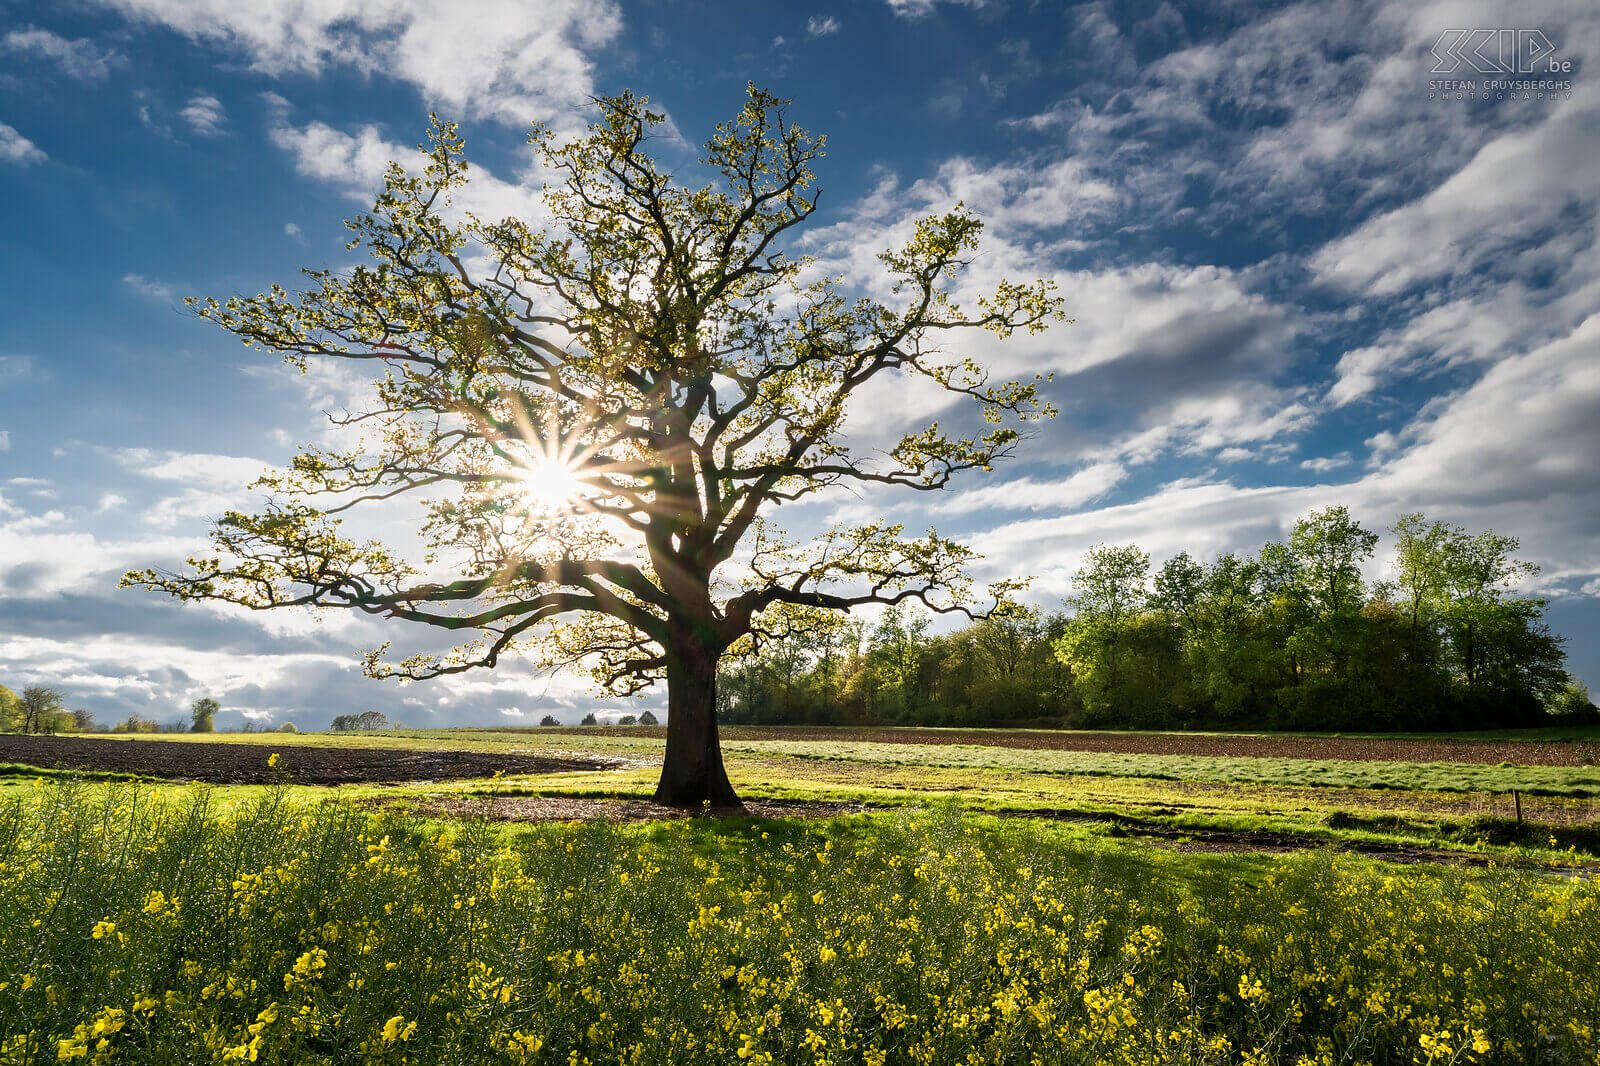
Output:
719,507,1598,733
0,686,97,734
0,691,288,734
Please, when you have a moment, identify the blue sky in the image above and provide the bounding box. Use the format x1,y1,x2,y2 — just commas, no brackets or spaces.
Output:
1,0,1596,729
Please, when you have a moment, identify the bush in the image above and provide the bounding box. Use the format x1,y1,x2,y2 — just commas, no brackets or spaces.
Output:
1548,678,1600,723
277,722,299,733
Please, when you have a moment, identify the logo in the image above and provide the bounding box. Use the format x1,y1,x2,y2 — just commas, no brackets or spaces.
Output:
1430,29,1571,75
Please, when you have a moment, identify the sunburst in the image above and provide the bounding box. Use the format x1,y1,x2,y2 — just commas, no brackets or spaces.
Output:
513,456,587,513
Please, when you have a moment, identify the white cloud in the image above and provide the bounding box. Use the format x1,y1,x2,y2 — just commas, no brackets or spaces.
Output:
2,27,118,79
807,15,840,37
0,515,195,599
0,123,46,166
122,274,177,302
0,431,9,451
115,448,273,489
1372,315,1600,511
0,631,346,706
97,0,622,125
884,0,991,17
179,92,226,136
1300,454,1352,473
934,462,1126,515
262,102,555,249
1313,97,1600,296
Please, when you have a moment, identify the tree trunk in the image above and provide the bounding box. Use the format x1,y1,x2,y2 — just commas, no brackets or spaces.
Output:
654,648,742,809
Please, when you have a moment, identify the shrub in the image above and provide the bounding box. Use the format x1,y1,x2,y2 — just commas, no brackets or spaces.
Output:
277,722,299,733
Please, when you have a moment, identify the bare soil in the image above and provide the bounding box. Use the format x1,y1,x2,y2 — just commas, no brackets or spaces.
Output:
0,735,613,785
542,725,1600,766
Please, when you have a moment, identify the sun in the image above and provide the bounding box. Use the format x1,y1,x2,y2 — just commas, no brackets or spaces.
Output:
514,458,586,513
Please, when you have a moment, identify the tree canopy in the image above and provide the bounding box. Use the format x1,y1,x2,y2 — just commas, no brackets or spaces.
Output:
123,87,1064,806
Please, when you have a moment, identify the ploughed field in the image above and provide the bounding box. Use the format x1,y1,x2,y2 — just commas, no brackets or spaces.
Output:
0,734,610,784
544,723,1600,766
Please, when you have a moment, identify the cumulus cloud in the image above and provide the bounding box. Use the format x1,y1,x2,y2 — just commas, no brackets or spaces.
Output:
806,15,840,37
261,97,551,228
94,0,622,125
0,123,46,165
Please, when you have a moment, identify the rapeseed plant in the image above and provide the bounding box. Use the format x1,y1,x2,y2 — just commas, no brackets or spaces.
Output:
0,781,1593,1063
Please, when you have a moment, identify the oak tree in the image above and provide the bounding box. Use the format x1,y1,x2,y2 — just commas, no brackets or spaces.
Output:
124,87,1065,806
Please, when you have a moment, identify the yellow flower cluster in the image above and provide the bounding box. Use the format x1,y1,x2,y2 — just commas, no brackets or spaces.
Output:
0,783,1595,1064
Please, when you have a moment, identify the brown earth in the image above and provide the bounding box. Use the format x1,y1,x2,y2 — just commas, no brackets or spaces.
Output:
0,735,613,785
538,724,1600,766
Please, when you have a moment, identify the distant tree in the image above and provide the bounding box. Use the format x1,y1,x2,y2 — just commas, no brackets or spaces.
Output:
580,712,598,726
1289,506,1378,620
191,697,219,733
19,686,65,734
278,721,300,733
330,714,358,732
0,685,19,732
618,715,638,726
539,714,560,726
1548,679,1599,723
356,710,390,731
867,604,933,721
1055,545,1159,723
68,708,99,732
113,714,159,734
1437,528,1546,705
638,710,659,725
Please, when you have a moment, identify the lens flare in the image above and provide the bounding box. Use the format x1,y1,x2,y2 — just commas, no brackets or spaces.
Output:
515,458,585,513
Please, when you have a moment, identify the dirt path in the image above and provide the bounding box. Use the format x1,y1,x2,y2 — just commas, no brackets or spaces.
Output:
0,735,615,785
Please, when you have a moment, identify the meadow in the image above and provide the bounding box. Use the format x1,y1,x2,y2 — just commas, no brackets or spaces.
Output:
2,726,1599,1063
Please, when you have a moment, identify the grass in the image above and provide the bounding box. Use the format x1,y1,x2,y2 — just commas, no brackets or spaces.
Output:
716,739,1600,795
2,779,1597,1065
16,728,1600,864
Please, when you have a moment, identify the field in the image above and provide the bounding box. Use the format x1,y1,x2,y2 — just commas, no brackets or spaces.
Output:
2,725,1599,1063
